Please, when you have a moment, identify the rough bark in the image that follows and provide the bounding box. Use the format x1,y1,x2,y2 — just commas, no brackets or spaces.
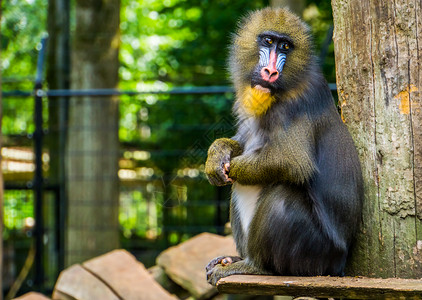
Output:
331,0,422,278
0,3,3,296
65,0,120,266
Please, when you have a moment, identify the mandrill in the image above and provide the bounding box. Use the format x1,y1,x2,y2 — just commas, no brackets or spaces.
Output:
205,7,363,285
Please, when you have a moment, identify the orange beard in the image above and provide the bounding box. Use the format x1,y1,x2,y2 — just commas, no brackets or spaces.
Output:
240,85,276,116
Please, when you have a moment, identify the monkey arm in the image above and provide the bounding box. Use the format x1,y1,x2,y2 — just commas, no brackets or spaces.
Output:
205,138,243,186
228,133,317,185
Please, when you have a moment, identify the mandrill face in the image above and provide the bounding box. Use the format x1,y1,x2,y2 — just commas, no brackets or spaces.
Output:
252,31,294,93
229,8,313,97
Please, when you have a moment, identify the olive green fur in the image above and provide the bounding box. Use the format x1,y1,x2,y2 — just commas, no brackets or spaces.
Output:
205,138,242,186
229,116,316,185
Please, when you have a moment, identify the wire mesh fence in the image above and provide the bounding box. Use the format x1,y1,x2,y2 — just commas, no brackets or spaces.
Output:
2,85,236,294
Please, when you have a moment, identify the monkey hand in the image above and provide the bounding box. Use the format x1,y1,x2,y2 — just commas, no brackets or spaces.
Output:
205,138,242,186
205,256,243,286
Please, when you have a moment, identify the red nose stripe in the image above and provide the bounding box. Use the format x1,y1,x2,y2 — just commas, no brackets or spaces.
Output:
261,50,279,82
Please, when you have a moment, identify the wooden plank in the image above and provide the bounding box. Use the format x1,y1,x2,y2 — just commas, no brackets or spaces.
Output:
82,249,178,300
217,275,422,299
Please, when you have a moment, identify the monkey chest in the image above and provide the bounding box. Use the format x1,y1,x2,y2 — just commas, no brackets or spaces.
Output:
232,183,262,236
232,123,265,236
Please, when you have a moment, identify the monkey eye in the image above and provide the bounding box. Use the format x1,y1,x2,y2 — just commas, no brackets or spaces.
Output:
264,37,273,45
279,42,290,50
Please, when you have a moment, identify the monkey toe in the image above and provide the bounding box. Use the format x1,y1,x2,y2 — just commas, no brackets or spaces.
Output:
205,256,243,273
205,256,226,273
206,256,245,286
221,256,233,266
206,264,224,286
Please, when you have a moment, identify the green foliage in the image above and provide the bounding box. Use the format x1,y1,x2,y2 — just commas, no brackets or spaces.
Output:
118,0,268,182
2,0,337,243
3,190,34,236
303,0,336,82
119,0,268,89
1,0,47,135
1,0,47,82
120,188,162,239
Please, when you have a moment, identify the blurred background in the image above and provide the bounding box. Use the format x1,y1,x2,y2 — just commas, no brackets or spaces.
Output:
1,0,336,297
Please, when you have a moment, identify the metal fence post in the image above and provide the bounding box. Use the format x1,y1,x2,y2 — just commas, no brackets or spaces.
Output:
33,37,48,290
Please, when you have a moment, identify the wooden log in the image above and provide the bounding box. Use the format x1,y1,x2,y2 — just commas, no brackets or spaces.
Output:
52,264,119,300
217,275,422,299
148,265,190,299
50,291,73,300
13,292,50,300
82,249,177,300
156,232,238,299
53,250,177,300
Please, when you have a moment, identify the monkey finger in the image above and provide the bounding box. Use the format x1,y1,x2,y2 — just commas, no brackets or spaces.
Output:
206,270,212,282
225,176,234,183
206,268,220,285
214,168,232,185
206,175,219,186
223,163,233,183
207,174,228,186
205,170,222,185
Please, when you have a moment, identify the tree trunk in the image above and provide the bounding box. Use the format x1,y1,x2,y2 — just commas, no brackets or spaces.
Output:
0,3,3,296
270,0,305,17
65,0,120,266
332,0,422,278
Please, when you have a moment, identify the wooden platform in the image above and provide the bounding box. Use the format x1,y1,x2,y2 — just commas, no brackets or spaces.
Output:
216,275,422,299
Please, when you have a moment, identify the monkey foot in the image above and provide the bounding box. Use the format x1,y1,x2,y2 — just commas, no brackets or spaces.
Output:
206,255,243,284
